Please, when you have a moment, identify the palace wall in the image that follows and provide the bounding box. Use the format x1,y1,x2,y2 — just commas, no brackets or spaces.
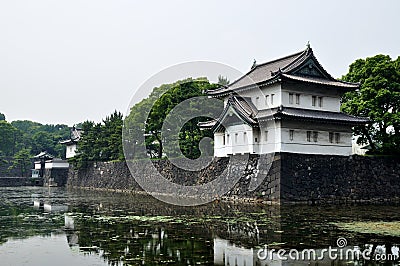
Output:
67,153,400,204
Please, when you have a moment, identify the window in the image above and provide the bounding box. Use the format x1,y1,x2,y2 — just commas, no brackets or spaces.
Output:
264,130,269,142
335,133,340,143
265,95,269,105
235,133,238,143
289,93,294,104
255,97,259,106
307,131,311,142
243,132,247,143
329,132,334,143
312,96,317,106
296,94,300,104
271,94,274,105
227,134,230,144
223,135,226,145
289,130,294,141
318,97,323,107
255,137,258,143
313,131,318,142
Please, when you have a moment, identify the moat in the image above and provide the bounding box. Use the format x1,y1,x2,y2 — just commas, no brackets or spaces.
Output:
1,186,400,265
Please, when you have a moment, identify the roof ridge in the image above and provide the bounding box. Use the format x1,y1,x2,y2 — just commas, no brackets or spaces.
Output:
282,106,368,119
233,96,258,117
226,49,305,89
253,49,305,69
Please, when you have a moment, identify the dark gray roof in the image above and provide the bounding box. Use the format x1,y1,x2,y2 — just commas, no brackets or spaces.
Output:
34,151,54,159
281,74,359,89
257,106,370,124
228,51,303,90
200,95,259,132
60,127,83,145
208,46,359,96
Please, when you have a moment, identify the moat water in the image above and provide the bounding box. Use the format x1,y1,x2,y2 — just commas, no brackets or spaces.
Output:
0,187,400,265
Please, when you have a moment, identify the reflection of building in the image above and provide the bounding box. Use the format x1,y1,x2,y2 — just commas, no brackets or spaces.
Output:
214,238,368,266
60,126,82,159
203,45,369,157
65,214,79,247
214,238,274,266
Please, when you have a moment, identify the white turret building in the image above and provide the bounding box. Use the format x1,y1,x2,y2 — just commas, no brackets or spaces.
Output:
202,46,369,157
60,126,82,159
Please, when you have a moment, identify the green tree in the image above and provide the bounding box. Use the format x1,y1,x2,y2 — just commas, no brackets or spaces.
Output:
342,54,400,155
100,111,124,161
0,121,17,156
11,120,69,158
125,77,221,159
72,111,124,168
9,148,31,177
0,113,5,121
217,75,230,86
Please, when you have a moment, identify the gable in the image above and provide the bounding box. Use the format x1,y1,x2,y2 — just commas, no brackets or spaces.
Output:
290,57,331,79
215,106,251,131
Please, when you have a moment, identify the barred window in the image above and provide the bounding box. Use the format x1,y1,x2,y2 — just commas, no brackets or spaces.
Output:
307,131,311,142
296,94,300,104
313,131,318,142
329,132,334,143
335,133,340,143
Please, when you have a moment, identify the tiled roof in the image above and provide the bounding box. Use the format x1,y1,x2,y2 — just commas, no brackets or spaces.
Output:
204,95,259,132
228,51,303,90
257,106,369,124
60,127,83,145
281,74,359,88
207,46,359,96
198,119,217,129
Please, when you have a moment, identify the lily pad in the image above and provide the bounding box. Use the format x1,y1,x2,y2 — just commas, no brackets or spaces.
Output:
334,221,400,237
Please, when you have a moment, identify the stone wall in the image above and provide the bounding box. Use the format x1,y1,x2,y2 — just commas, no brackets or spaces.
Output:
0,157,33,177
280,153,400,203
0,177,43,187
44,168,69,187
68,153,400,204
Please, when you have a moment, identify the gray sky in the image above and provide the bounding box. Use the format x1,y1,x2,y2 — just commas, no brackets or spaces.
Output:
1,0,399,126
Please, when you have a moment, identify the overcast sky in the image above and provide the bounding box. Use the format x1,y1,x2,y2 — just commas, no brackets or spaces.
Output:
1,0,399,126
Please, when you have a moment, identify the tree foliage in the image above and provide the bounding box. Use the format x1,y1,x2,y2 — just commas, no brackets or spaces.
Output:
217,75,230,86
0,113,5,121
9,148,32,177
0,121,17,156
125,78,222,159
0,116,70,175
71,111,124,168
341,54,400,155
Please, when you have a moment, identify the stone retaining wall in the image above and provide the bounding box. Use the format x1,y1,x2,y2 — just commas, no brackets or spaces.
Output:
0,157,33,177
67,153,400,204
0,177,43,187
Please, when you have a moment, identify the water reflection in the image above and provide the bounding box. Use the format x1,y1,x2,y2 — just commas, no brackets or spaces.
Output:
0,187,400,265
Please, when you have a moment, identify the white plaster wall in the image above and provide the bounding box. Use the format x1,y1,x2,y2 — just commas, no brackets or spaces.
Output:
238,83,282,110
45,161,70,169
281,90,341,112
227,124,254,155
214,124,255,156
257,121,281,154
66,144,77,159
214,132,226,157
279,122,353,155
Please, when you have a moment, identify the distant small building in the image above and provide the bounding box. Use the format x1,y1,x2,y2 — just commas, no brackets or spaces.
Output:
33,151,69,187
60,126,82,159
